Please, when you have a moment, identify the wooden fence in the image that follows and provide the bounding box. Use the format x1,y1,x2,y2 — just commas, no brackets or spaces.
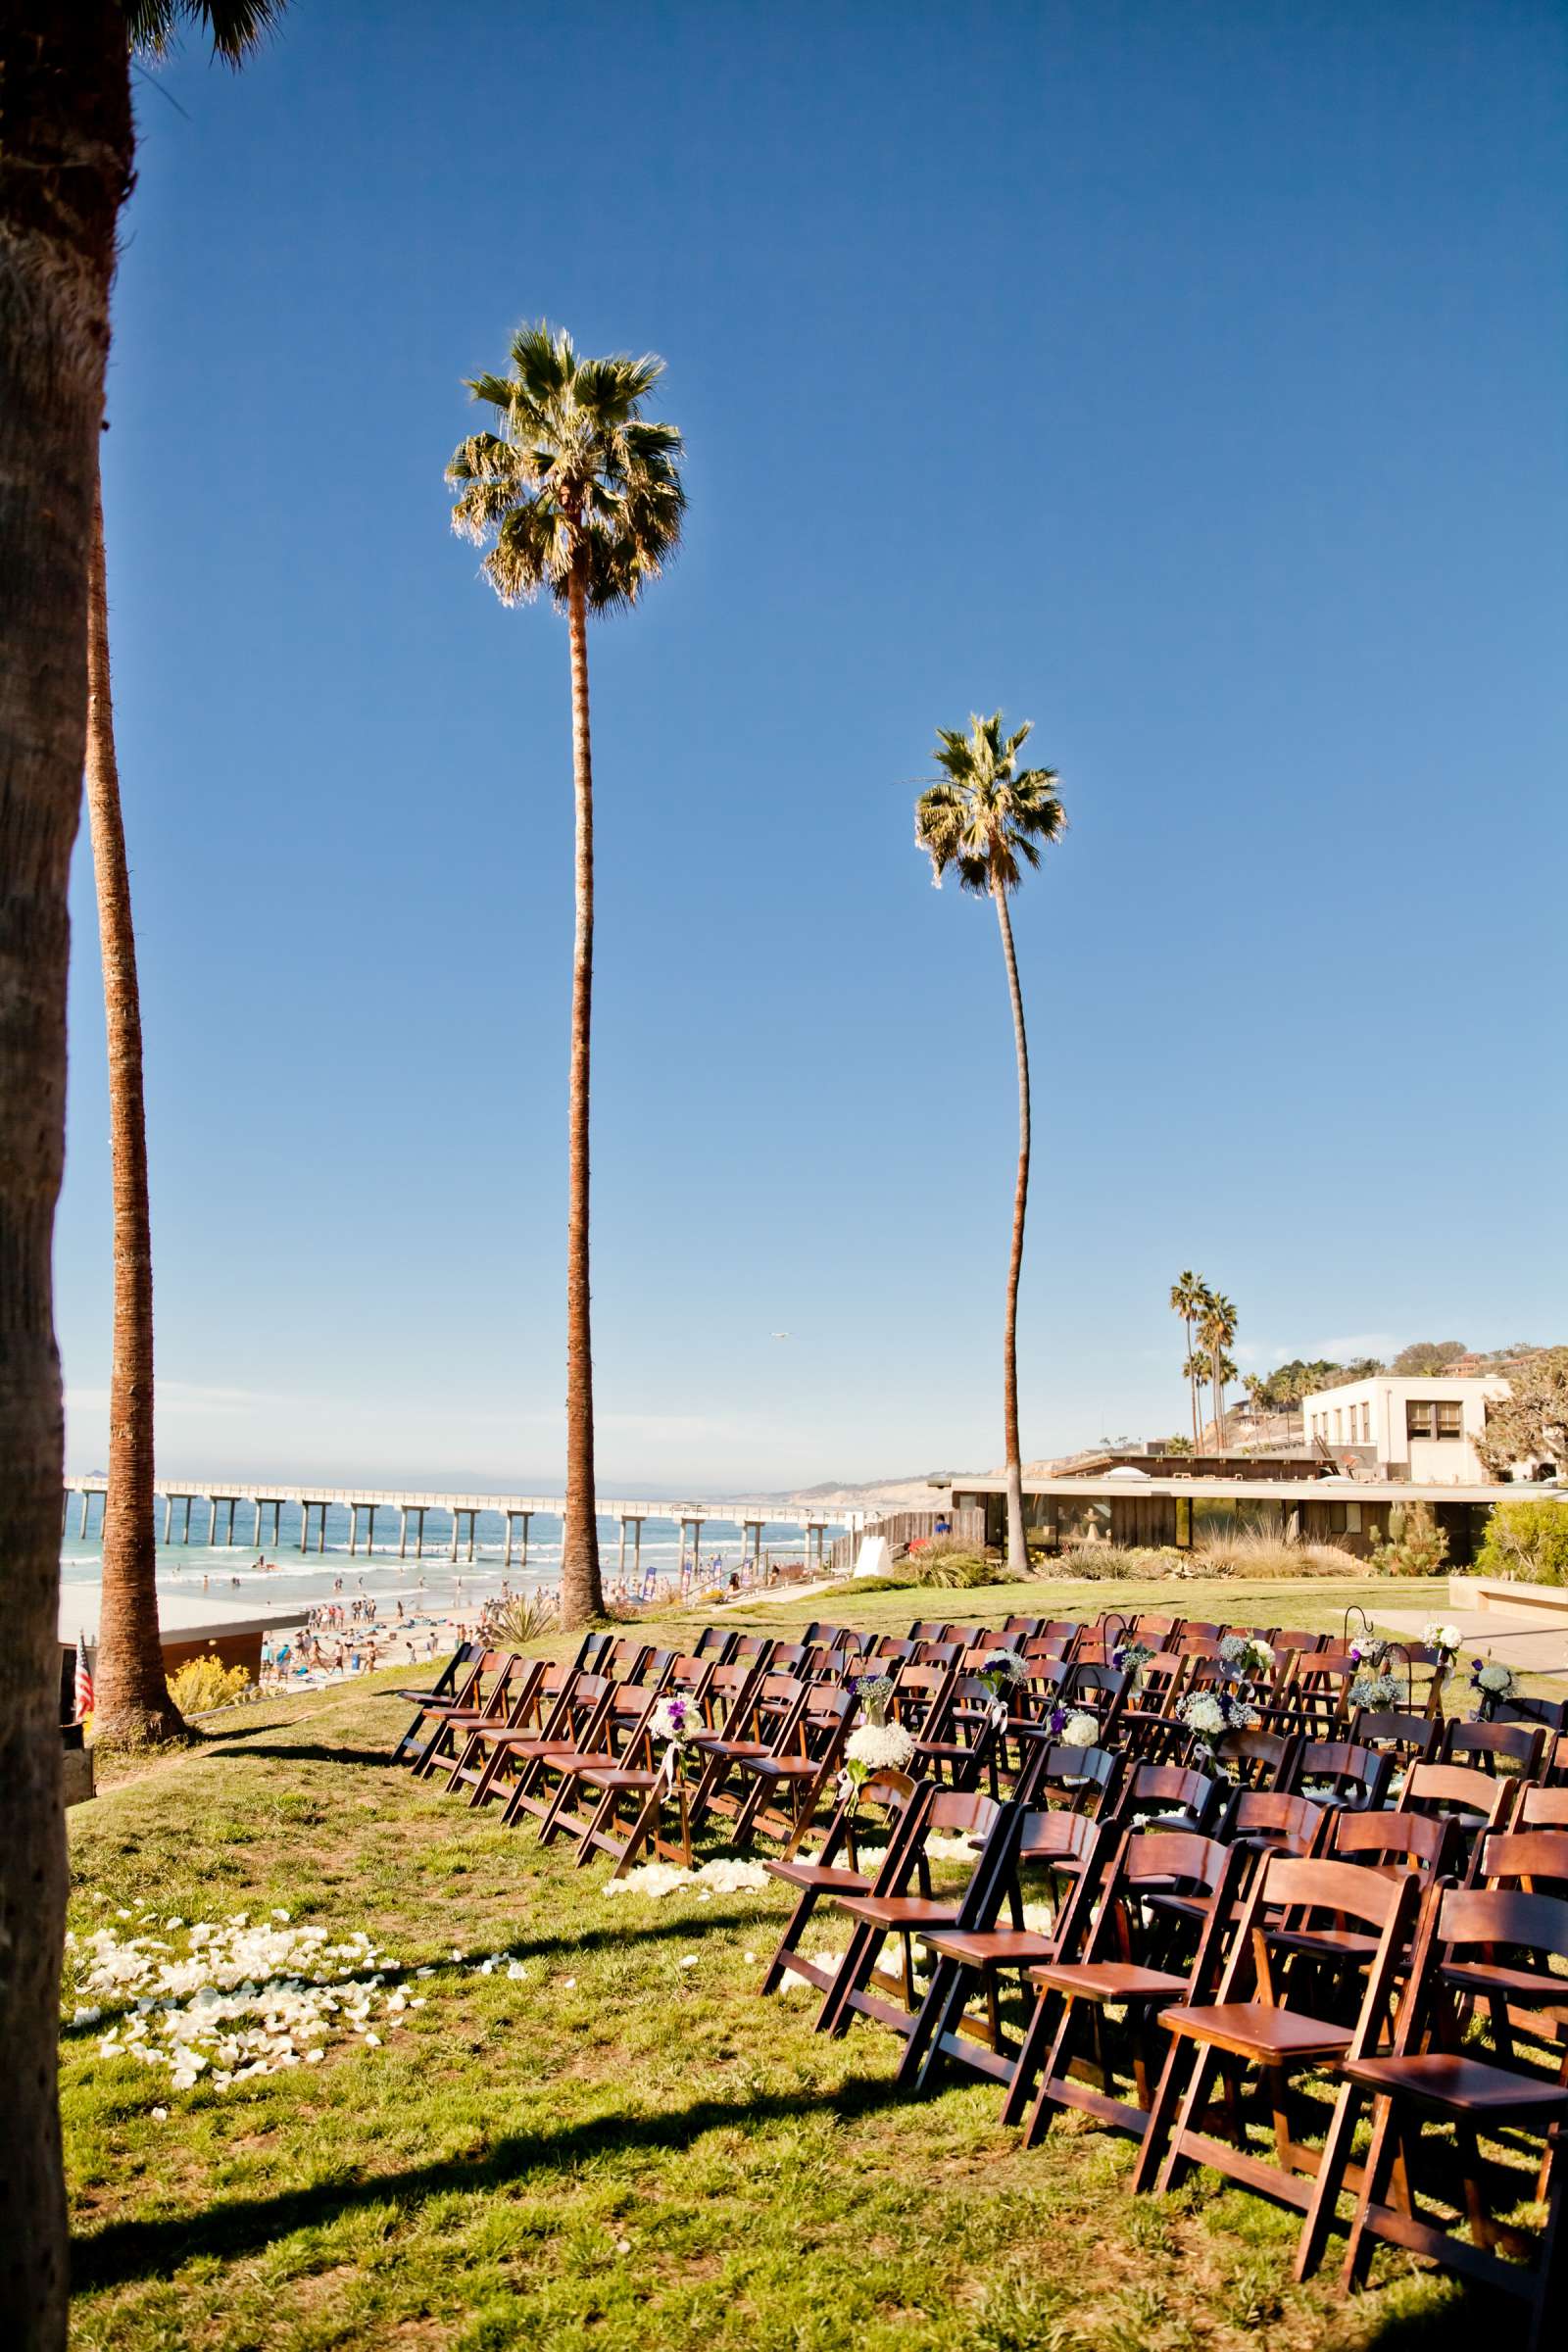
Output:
825,1506,987,1578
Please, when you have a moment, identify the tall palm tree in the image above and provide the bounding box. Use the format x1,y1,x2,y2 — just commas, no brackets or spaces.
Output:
915,712,1065,1578
1183,1350,1211,1446
0,9,283,2339
447,324,684,1629
85,475,184,1746
1200,1292,1239,1449
1169,1271,1206,1451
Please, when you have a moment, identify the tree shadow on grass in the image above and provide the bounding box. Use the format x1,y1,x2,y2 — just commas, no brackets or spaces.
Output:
71,2073,906,2293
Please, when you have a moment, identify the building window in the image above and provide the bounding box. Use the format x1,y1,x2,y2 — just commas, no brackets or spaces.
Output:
1407,1399,1463,1442
1334,1408,1343,1442
1360,1402,1371,1443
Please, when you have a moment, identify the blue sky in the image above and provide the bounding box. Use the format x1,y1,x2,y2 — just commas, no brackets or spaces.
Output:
58,0,1566,1491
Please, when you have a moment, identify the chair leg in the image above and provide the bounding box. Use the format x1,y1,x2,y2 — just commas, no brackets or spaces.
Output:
1155,2042,1219,2195
1527,2116,1567,2352
1002,1983,1059,2130
1130,2034,1191,2195
899,1957,961,2089
1295,2076,1362,2282
1020,1992,1077,2150
1340,2093,1400,2294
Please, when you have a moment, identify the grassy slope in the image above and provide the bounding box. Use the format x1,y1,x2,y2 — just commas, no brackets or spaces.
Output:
65,1580,1476,2352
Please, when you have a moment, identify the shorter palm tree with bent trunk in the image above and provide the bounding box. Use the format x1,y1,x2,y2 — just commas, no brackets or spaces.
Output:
914,713,1064,1578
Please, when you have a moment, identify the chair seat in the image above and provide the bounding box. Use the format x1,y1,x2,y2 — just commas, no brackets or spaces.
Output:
765,1861,867,1891
576,1766,658,1791
836,1895,962,1928
748,1756,821,1781
1341,2051,1568,2116
1443,1960,1568,2016
1028,1961,1191,2003
923,1929,1060,1966
1161,2002,1353,2061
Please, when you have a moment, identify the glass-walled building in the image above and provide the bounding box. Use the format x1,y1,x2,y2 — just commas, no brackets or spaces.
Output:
951,1474,1502,1566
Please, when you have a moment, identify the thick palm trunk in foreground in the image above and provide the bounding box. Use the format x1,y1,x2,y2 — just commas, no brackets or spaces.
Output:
993,878,1030,1576
85,481,183,1744
561,560,604,1624
0,10,132,2342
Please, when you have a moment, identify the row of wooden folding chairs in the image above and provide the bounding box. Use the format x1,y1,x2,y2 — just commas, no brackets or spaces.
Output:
769,1762,1568,2346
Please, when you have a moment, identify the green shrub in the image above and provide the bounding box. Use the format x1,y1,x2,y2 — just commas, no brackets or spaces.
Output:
1367,1500,1449,1579
484,1589,562,1643
167,1652,251,1713
892,1537,1016,1589
1475,1495,1568,1586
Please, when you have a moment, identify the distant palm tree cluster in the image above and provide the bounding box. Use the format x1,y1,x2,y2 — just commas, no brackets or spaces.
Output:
1168,1274,1238,1449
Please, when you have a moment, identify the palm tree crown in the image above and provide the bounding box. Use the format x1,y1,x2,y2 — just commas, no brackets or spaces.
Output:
124,2,287,62
915,711,1064,892
447,322,685,612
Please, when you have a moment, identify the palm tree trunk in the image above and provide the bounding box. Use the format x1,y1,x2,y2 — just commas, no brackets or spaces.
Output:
0,11,132,2343
992,878,1030,1576
560,558,603,1626
84,479,183,1745
1186,1314,1199,1450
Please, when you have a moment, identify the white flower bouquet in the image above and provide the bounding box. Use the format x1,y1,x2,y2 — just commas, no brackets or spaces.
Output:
1218,1634,1275,1681
838,1720,915,1807
650,1695,698,1783
1348,1671,1403,1712
1469,1657,1518,1719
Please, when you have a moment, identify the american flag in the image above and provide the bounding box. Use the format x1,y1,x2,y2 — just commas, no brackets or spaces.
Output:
74,1632,94,1722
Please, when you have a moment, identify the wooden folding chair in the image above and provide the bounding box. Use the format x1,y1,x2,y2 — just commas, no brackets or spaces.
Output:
721,1684,858,1856
760,1770,926,1999
1309,1885,1568,2347
1213,1725,1300,1794
1514,1784,1568,1833
534,1678,677,1857
1396,1757,1516,1876
900,1807,1108,2091
1108,1761,1223,1838
1005,1828,1243,2152
1348,1707,1440,1780
1132,1854,1420,2239
1220,1788,1328,1869
447,1654,580,1806
466,1668,615,1827
910,1676,1007,1793
389,1641,478,1764
1442,1716,1548,1782
1286,1740,1393,1813
409,1651,525,1780
817,1788,1007,2042
686,1672,808,1834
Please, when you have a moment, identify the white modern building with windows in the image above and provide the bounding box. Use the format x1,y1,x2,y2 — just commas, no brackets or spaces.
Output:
1301,1374,1511,1485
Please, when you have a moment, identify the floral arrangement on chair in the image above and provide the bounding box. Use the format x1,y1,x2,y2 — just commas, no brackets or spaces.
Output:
852,1672,896,1728
1470,1657,1518,1721
978,1649,1027,1728
649,1695,697,1786
1178,1686,1258,1769
1218,1633,1275,1682
838,1720,914,1807
1422,1621,1462,1669
1044,1704,1102,1749
1110,1639,1154,1689
1348,1669,1403,1712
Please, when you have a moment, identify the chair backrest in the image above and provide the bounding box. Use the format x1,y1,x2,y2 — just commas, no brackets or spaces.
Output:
1130,1615,1181,1642
1022,1634,1073,1663
600,1639,652,1682
1224,1788,1325,1855
1222,1852,1420,2047
907,1620,948,1642
1348,1708,1441,1764
1215,1726,1299,1792
1515,1783,1568,1830
872,1636,917,1662
1014,1737,1122,1815
911,1639,961,1668
1397,1759,1516,1835
1066,1826,1239,1981
1441,1716,1547,1779
1121,1762,1222,1831
691,1626,735,1660
1292,1740,1393,1810
1325,1805,1456,1882
1472,1828,1568,1893
1269,1627,1325,1654
1003,1616,1046,1640
1424,1884,1568,2002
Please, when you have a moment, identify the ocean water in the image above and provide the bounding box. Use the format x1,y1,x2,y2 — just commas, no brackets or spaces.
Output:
57,1502,844,1635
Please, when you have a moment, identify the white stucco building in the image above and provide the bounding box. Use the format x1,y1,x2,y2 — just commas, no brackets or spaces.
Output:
1301,1374,1511,1484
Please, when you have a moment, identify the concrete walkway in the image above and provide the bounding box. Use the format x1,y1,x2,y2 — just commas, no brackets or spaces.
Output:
1376,1601,1568,1681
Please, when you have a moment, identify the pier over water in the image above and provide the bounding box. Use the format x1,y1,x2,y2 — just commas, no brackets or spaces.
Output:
62,1480,856,1576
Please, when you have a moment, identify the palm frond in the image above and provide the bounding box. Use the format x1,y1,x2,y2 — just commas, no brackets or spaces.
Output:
125,0,287,66
913,710,1065,898
447,320,684,617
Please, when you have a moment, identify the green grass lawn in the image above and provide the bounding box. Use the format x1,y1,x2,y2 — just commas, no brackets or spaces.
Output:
63,1580,1486,2351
